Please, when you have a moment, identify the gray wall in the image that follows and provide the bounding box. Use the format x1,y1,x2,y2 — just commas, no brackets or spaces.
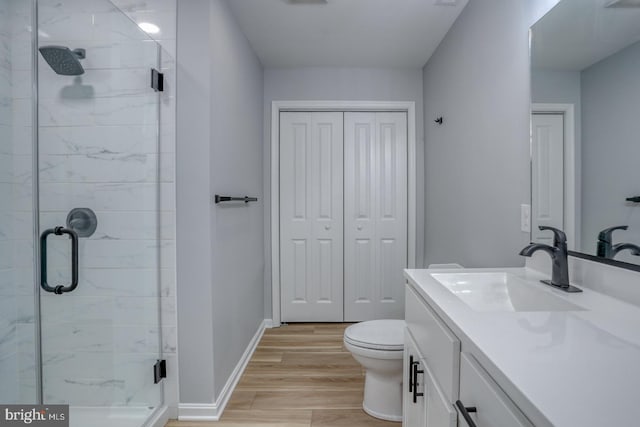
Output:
581,41,640,264
422,0,558,267
176,0,264,404
262,67,425,318
176,0,216,404
532,70,581,106
209,0,265,399
531,69,581,152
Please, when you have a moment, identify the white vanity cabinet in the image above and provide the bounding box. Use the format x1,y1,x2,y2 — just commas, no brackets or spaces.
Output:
404,284,534,427
404,285,459,427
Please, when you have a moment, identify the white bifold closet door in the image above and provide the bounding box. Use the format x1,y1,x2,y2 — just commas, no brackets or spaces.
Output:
280,111,407,322
344,112,407,321
280,112,344,322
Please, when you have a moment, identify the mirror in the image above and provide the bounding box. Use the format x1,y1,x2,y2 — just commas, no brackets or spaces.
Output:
530,0,640,269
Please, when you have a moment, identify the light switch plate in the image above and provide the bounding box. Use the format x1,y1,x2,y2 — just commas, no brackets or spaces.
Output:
521,204,531,232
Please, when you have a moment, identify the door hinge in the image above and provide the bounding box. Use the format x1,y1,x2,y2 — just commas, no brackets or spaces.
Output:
151,68,164,92
154,359,167,384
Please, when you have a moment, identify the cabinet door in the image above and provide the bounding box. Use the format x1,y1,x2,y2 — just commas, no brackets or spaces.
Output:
423,359,457,427
458,353,534,427
405,328,457,427
403,329,425,427
344,112,408,321
280,112,344,322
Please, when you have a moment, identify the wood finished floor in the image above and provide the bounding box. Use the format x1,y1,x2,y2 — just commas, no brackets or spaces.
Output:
166,323,400,427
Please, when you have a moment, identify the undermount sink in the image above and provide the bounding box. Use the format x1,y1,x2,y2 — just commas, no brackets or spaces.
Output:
431,272,586,312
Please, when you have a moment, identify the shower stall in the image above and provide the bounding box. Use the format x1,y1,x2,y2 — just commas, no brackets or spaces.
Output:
0,0,172,425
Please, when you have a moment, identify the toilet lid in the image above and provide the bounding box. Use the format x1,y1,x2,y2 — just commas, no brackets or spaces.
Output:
344,320,405,351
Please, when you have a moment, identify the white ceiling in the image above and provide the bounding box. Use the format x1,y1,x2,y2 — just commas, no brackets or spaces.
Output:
532,0,640,71
226,0,468,68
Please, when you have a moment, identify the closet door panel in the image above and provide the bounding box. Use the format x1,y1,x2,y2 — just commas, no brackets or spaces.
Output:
344,112,407,321
376,113,408,311
280,112,344,322
344,113,377,319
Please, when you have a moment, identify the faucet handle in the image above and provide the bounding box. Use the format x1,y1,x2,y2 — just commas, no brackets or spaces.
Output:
597,225,628,243
538,226,566,246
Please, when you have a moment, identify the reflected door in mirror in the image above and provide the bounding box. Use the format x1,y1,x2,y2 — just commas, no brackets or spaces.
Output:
531,113,564,244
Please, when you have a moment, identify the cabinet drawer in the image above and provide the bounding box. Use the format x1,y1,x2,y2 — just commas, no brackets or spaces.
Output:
458,352,534,427
405,284,460,402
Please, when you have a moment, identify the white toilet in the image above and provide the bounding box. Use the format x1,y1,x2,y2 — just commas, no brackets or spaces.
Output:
343,319,405,422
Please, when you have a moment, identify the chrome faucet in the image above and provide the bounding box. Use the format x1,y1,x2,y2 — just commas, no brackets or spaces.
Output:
596,225,640,259
519,226,582,293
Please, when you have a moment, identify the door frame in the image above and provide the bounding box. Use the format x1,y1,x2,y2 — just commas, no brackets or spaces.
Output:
270,101,417,327
531,103,578,250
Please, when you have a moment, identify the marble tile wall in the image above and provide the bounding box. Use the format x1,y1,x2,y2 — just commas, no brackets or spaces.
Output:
0,0,37,405
34,0,174,409
110,0,178,411
158,47,177,412
110,0,179,412
0,0,177,410
0,0,17,403
111,0,177,58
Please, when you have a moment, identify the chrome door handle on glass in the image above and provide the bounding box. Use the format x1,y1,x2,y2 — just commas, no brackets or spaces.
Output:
40,226,79,294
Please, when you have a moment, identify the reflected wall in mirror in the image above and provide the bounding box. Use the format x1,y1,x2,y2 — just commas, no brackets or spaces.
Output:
530,0,640,268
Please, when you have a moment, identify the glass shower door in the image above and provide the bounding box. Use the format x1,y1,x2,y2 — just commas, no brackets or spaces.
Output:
0,0,37,407
37,0,163,425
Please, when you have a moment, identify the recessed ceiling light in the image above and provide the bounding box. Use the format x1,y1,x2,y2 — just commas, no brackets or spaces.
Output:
435,0,457,5
138,22,160,34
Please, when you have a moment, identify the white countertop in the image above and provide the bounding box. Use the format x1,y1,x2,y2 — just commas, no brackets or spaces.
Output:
404,267,640,427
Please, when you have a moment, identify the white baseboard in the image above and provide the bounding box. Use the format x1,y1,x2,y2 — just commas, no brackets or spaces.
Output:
264,318,275,328
147,405,170,427
177,319,268,421
176,403,219,421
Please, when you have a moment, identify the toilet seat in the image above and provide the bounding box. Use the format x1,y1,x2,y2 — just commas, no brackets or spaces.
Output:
344,319,404,351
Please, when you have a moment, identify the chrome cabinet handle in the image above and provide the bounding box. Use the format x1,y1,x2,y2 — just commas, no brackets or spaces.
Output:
455,400,478,427
40,226,79,294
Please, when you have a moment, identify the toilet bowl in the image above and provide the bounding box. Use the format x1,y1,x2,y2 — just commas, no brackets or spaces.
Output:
344,319,405,422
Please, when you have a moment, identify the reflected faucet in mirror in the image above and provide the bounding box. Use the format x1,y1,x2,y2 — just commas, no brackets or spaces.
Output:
597,225,640,260
520,226,582,293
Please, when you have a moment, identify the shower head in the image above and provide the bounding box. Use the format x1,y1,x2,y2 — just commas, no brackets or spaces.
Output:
38,46,86,76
